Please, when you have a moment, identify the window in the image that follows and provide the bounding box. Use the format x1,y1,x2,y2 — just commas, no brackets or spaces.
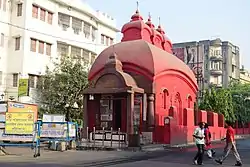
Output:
58,13,70,30
32,5,38,18
71,46,81,59
15,37,21,50
0,33,4,47
82,50,89,65
110,38,114,45
30,38,36,52
38,41,44,54
47,12,53,24
82,50,89,59
90,53,96,64
83,23,90,39
17,3,22,16
101,34,104,44
72,17,82,35
163,89,169,109
0,71,2,85
57,43,68,57
29,75,35,88
3,0,6,11
46,43,51,56
92,28,97,42
13,73,18,87
40,8,45,21
105,36,109,45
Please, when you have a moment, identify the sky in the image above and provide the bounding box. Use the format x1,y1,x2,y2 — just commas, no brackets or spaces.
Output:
84,0,250,69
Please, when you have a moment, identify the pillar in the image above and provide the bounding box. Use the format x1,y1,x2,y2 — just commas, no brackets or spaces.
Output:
83,95,88,138
147,94,155,128
126,93,134,135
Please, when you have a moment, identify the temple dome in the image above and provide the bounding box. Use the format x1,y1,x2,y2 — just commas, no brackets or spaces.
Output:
89,40,198,90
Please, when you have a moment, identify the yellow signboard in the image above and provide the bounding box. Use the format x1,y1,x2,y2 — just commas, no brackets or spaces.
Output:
18,79,29,97
8,102,38,121
5,112,34,135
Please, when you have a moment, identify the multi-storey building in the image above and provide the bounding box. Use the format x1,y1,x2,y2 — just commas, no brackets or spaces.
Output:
173,38,240,93
0,0,119,103
240,66,250,84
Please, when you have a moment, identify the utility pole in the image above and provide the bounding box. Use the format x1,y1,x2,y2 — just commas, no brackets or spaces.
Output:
185,44,203,125
195,44,200,125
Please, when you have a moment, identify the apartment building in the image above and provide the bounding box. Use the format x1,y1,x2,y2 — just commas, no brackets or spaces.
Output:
0,0,119,103
173,38,240,92
240,67,250,84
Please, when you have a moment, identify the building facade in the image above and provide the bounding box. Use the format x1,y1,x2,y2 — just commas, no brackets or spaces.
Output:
0,0,119,103
173,38,240,92
240,67,250,84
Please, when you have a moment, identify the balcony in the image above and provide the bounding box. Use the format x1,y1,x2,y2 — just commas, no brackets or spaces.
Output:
210,69,222,75
210,55,223,61
232,59,237,66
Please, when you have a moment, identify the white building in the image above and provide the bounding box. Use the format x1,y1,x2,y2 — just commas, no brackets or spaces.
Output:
0,0,119,103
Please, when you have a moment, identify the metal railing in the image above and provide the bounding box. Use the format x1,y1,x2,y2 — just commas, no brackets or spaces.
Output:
79,127,127,149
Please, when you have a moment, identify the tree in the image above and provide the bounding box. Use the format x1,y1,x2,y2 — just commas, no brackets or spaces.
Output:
199,87,235,122
37,58,88,121
229,81,250,124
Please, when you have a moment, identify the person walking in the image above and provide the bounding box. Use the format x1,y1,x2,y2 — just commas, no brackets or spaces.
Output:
215,121,242,166
204,123,215,158
193,122,205,165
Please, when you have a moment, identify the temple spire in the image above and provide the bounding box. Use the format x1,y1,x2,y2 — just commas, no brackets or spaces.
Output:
158,17,161,28
146,12,154,28
131,1,143,21
157,16,165,33
136,1,139,12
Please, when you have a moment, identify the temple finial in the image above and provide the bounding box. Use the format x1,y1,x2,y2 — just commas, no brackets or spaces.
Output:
136,1,139,11
158,17,161,26
148,12,151,19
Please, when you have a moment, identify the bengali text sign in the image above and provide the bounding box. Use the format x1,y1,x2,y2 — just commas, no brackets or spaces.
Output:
5,112,34,135
41,124,66,138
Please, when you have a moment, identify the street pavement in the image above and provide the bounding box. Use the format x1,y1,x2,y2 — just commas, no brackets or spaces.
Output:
0,139,249,167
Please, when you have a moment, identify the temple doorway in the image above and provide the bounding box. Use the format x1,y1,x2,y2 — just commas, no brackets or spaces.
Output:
113,99,122,130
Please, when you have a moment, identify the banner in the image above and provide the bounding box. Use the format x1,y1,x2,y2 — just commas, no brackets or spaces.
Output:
41,123,66,138
18,79,29,97
8,102,38,121
0,129,35,142
5,112,34,135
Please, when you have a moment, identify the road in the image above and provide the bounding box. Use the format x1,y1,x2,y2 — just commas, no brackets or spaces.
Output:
106,140,250,167
0,139,249,167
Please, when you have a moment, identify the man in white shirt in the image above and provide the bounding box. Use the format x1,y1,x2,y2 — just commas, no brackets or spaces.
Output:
193,122,205,165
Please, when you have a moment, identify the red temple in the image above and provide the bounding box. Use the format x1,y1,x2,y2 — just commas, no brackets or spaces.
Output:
83,9,225,146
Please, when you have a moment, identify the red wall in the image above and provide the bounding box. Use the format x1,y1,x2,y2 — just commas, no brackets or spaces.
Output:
153,106,226,145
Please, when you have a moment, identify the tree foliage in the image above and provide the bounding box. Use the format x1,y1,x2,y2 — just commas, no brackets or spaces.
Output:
37,58,88,121
199,87,235,122
229,81,250,123
199,81,250,124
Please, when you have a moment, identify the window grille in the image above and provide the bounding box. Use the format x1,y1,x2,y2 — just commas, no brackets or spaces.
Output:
58,13,70,31
72,17,82,35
